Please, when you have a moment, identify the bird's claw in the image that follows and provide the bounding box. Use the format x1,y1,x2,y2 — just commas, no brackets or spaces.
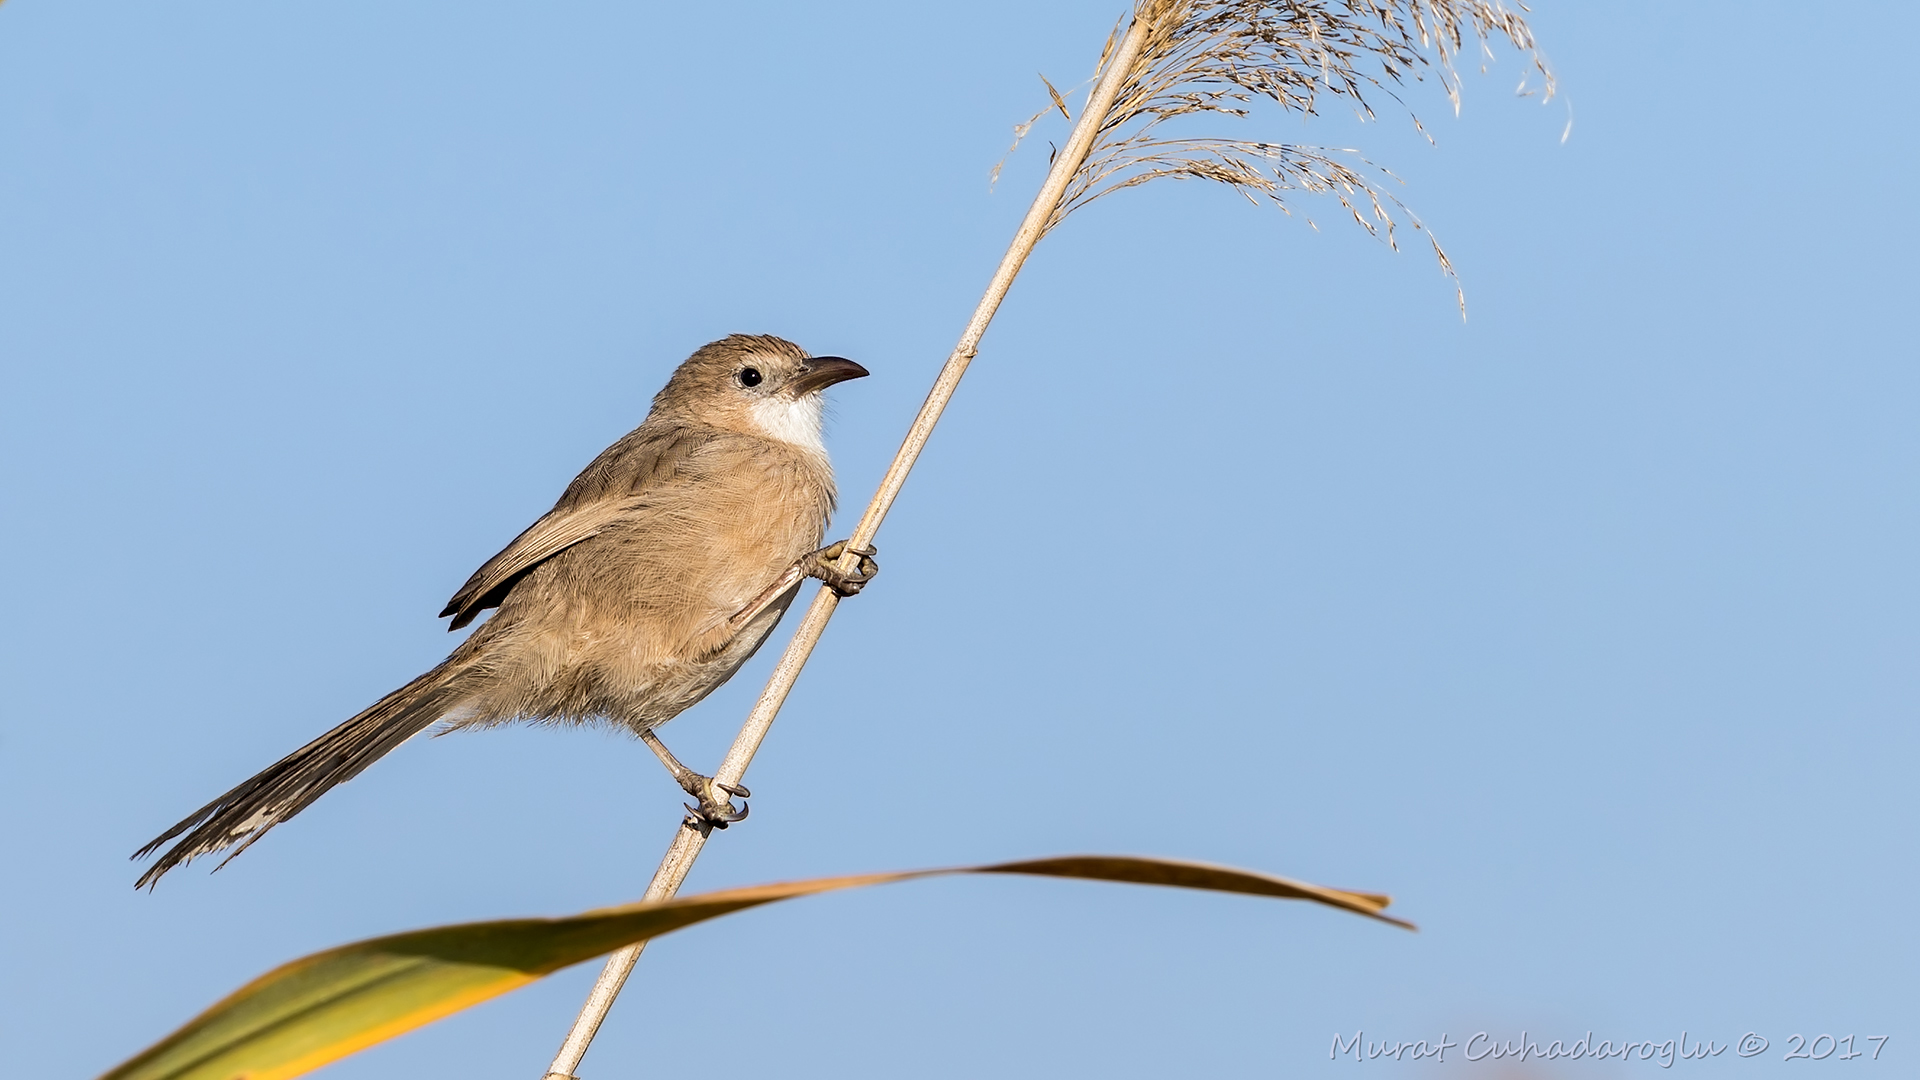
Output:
805,540,880,597
678,775,750,832
682,800,748,832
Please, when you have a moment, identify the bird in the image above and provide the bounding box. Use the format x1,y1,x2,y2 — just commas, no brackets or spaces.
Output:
133,333,877,889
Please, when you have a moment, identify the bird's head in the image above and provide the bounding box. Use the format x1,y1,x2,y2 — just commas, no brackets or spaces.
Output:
651,334,868,455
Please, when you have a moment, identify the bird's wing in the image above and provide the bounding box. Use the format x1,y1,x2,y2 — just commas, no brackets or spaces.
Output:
439,426,707,629
438,500,638,629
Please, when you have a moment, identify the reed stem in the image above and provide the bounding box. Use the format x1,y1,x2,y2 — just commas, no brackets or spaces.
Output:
539,10,1157,1078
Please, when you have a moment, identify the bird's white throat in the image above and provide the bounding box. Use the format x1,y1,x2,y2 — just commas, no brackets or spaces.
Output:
750,393,826,456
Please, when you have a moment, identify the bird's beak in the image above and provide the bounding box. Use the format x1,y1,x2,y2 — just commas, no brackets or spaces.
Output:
787,356,869,397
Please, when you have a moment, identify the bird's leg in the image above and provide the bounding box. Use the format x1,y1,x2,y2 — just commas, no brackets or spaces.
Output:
725,566,806,634
723,541,881,633
798,539,880,597
665,543,877,831
638,729,748,830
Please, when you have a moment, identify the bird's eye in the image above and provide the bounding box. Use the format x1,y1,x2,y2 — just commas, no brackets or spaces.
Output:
739,367,763,388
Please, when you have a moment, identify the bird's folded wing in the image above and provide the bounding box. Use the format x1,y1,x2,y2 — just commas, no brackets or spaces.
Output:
439,500,644,629
440,426,712,630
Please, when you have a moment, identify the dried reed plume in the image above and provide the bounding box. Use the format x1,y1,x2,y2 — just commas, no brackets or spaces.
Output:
545,4,1551,1075
1005,0,1554,313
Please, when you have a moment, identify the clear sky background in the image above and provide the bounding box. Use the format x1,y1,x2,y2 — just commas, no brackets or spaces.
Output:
2,2,1914,1077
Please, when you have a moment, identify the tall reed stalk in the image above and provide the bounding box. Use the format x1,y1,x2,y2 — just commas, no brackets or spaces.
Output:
543,3,1549,1074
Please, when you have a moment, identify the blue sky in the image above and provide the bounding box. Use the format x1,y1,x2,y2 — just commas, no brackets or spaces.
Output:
1,2,1914,1077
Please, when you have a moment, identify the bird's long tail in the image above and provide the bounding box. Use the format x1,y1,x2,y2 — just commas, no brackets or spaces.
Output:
133,660,474,889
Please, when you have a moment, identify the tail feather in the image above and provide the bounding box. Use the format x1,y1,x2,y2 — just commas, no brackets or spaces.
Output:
133,661,468,889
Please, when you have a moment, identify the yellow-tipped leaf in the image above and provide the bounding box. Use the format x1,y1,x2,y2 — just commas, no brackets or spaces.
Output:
102,854,1409,1080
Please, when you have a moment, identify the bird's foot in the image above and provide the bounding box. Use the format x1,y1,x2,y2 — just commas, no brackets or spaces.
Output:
677,773,750,833
802,540,879,597
640,729,750,833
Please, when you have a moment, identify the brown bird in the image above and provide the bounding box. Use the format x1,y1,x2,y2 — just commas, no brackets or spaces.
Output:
134,334,876,889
